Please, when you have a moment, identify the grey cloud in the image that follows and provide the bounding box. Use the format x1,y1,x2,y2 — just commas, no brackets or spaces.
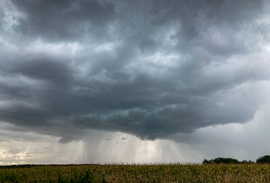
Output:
12,0,116,41
0,0,269,143
150,0,263,25
11,59,74,85
0,104,52,126
149,0,264,56
74,89,259,140
139,38,157,54
0,10,4,30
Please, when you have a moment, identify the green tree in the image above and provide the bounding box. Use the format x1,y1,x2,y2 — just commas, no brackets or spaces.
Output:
256,155,270,164
202,157,239,164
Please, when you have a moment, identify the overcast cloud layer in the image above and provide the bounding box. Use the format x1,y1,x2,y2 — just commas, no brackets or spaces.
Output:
1,0,270,145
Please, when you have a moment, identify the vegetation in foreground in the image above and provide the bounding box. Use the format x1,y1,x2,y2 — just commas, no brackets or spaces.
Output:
1,163,270,182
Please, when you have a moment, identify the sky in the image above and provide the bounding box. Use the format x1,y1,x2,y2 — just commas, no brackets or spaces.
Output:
0,0,270,165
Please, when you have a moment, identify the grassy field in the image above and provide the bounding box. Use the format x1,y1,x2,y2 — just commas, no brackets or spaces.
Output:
0,164,270,182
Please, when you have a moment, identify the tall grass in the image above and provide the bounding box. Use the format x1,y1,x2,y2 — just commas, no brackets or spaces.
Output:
0,163,270,182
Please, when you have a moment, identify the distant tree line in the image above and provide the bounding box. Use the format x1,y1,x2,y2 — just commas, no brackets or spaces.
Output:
203,155,270,164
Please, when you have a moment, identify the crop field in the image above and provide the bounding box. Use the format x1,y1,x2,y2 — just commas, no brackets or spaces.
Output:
0,164,270,182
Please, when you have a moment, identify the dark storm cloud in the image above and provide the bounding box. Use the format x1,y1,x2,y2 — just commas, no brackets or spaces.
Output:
0,0,269,143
